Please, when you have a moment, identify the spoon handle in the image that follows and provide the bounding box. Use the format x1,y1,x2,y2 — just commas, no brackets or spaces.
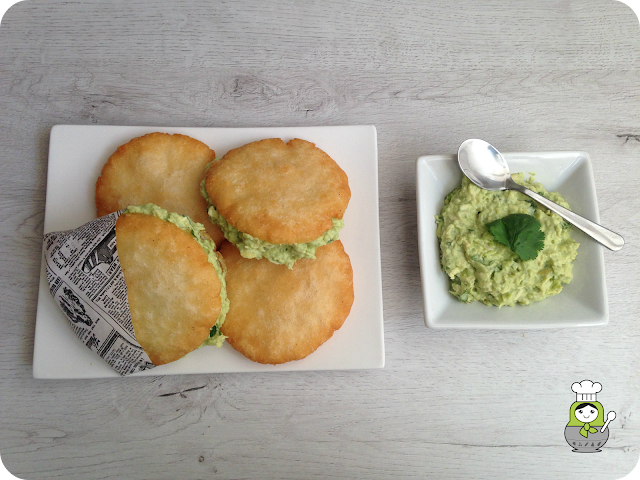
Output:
509,182,624,251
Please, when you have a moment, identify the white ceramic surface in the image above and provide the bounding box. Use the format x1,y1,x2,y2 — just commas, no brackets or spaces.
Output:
34,124,384,378
416,151,608,329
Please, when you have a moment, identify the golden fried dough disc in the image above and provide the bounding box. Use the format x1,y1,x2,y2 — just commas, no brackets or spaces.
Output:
97,132,225,247
219,240,354,365
116,212,222,365
205,138,350,244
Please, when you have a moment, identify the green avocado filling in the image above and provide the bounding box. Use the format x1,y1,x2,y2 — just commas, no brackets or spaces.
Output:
435,174,579,307
124,204,229,347
200,161,343,269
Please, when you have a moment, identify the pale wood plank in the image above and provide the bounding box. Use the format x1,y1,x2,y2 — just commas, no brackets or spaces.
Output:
1,0,639,479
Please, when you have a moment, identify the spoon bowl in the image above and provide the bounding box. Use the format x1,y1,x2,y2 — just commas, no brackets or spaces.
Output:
457,139,624,251
458,139,511,190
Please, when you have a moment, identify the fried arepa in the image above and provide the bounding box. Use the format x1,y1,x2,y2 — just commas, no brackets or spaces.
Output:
205,138,350,245
116,211,223,365
97,132,225,247
219,240,354,365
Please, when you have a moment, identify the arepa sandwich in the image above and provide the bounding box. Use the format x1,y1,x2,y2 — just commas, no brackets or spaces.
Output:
116,204,229,365
96,132,226,247
219,240,354,364
202,138,350,269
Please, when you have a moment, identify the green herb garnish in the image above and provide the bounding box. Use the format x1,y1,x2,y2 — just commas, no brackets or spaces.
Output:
485,213,545,261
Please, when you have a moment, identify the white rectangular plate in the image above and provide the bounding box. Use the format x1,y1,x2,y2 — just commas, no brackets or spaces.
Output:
417,152,608,329
34,125,384,378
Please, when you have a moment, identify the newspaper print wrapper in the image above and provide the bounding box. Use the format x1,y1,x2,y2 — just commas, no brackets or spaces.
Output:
43,211,155,376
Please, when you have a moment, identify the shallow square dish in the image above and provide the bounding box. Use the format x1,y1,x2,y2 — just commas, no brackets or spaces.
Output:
34,125,384,378
416,151,608,329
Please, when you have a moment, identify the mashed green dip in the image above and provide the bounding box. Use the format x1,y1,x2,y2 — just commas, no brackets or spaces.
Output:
200,161,343,269
124,204,229,346
435,174,579,307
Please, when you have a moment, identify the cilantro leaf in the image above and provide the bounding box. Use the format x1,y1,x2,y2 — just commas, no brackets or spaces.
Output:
486,213,545,261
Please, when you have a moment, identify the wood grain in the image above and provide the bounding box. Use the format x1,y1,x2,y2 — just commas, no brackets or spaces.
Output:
1,0,639,479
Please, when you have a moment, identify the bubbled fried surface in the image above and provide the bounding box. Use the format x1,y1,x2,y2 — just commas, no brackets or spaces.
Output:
219,240,354,365
205,138,350,244
115,213,222,366
96,132,225,247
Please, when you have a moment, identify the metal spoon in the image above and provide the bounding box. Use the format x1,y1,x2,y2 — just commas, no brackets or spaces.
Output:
457,139,624,251
601,411,616,432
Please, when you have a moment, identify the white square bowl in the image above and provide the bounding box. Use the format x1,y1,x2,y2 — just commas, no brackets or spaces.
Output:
416,151,608,329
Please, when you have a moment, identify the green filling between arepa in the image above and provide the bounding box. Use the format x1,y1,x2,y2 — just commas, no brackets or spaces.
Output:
124,203,229,347
200,161,343,269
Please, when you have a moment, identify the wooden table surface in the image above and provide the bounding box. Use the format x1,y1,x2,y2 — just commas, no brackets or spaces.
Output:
1,1,639,479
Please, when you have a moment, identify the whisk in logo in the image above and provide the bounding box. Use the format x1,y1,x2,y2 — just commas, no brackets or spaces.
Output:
564,380,616,453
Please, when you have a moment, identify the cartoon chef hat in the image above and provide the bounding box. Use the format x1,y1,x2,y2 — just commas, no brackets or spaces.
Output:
572,380,602,402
